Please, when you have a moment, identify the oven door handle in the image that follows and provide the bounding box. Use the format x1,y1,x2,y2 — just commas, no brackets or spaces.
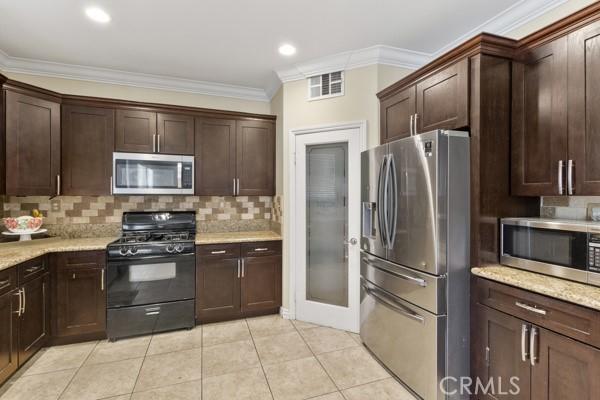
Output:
108,253,196,262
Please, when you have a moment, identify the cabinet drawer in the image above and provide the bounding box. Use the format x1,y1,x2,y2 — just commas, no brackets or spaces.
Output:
473,277,600,348
18,256,48,284
197,243,240,259
242,241,282,257
0,268,17,297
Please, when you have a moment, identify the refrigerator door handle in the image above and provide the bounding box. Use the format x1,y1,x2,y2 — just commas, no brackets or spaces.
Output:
382,155,392,249
387,154,398,248
377,156,388,248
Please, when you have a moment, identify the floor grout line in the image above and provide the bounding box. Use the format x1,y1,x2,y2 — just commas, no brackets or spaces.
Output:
56,340,101,400
246,317,276,400
129,332,153,397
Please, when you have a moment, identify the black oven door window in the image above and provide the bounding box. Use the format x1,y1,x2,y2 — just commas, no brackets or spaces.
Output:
107,254,195,308
503,225,587,270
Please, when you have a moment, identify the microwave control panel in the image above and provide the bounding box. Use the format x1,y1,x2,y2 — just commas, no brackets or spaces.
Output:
588,234,600,272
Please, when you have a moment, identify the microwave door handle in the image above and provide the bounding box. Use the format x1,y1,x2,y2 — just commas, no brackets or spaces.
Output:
177,162,183,188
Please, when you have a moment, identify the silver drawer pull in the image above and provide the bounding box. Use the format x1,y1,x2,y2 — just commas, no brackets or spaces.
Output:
362,281,424,323
25,266,42,273
362,258,427,287
254,248,268,252
0,278,10,288
211,250,226,254
515,301,547,315
145,311,160,316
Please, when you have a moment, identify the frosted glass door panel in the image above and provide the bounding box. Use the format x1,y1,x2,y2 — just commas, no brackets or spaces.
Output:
306,143,348,307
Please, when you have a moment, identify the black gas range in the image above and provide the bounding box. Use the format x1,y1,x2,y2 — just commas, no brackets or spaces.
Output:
106,212,196,341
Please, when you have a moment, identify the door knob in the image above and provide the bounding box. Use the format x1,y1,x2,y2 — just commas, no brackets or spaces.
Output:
344,238,358,246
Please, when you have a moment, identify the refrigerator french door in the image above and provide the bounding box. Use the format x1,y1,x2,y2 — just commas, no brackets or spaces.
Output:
360,130,470,400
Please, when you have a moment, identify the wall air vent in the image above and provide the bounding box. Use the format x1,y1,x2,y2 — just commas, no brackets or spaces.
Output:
307,71,344,101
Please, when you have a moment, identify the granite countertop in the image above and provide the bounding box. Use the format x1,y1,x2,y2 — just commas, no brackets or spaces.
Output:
472,265,600,311
0,237,116,272
195,231,282,245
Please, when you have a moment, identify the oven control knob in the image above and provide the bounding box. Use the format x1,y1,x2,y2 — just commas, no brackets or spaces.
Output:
130,247,138,255
175,244,184,253
119,247,128,256
166,244,175,253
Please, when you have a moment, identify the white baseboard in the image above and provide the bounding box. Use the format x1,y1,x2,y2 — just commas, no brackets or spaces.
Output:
279,307,291,319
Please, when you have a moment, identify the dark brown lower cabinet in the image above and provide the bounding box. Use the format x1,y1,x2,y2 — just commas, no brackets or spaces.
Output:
196,241,282,323
0,288,19,386
52,251,106,343
18,273,49,365
472,278,600,400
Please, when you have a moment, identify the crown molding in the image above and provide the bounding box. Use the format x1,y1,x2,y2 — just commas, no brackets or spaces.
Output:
276,45,432,83
0,52,270,102
433,0,568,56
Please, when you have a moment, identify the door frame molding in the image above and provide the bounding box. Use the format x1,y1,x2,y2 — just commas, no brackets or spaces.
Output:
286,120,367,321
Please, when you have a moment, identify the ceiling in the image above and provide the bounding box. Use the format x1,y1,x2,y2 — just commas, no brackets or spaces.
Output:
0,0,565,100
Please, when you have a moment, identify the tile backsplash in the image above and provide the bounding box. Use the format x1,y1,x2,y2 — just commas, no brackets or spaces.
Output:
541,196,600,220
2,195,274,237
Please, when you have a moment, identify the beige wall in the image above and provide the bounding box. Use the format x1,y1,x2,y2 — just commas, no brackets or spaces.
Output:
2,71,271,115
505,0,597,39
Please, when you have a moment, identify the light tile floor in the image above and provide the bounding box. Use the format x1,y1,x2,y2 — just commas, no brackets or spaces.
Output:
0,315,417,400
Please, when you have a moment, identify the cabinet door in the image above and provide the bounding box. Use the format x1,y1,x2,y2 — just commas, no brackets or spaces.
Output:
512,38,568,196
568,21,600,195
157,113,194,155
18,274,49,365
531,327,600,400
380,86,415,143
0,290,19,386
115,109,157,153
236,120,275,196
62,105,115,195
241,255,281,313
195,118,236,196
472,304,531,400
415,58,469,133
196,257,241,322
53,252,106,340
5,90,60,196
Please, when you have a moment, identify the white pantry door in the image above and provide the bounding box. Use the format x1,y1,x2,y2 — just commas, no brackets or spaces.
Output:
294,127,361,332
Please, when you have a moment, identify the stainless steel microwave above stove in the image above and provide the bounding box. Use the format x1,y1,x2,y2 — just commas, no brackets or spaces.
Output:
501,218,600,286
113,152,194,195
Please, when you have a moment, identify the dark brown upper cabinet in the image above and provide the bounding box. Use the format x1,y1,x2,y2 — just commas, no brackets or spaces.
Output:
512,37,568,197
115,109,157,153
380,85,416,143
415,58,469,133
157,113,194,155
4,89,60,196
568,20,600,195
62,105,115,195
236,120,275,196
195,118,237,196
116,109,194,155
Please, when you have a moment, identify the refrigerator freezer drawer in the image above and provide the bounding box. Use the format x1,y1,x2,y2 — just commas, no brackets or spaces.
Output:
361,252,446,314
360,278,446,400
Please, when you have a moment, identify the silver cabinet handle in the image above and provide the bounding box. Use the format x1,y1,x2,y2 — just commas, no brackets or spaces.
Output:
515,301,547,315
241,259,245,277
413,113,418,134
237,259,241,278
110,176,113,195
362,281,424,323
157,134,161,153
153,134,156,152
233,179,236,196
25,265,42,274
101,269,105,291
558,160,564,195
409,114,414,135
0,278,9,289
236,178,240,196
567,159,574,195
530,326,538,366
146,311,160,316
362,258,427,287
21,288,26,314
13,290,22,316
56,175,61,196
254,248,269,252
211,250,226,255
521,324,529,362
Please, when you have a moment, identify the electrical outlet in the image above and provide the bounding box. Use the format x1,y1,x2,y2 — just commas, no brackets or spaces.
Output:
51,199,61,212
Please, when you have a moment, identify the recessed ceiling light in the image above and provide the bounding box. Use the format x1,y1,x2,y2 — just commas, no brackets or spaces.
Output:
278,44,296,56
85,7,111,23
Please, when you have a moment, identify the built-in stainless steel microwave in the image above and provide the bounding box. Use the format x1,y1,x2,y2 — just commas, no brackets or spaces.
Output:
501,218,600,287
113,152,194,195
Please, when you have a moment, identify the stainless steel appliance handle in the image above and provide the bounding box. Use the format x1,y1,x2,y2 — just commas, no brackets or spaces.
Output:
21,288,26,314
383,155,392,249
558,160,564,195
361,257,427,287
362,281,424,323
567,159,574,195
521,324,529,362
409,115,414,135
13,290,22,316
177,163,183,188
530,326,538,366
377,156,388,247
387,154,397,248
515,301,547,315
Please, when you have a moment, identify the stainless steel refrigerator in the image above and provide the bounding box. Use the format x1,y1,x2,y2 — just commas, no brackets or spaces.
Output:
360,130,470,400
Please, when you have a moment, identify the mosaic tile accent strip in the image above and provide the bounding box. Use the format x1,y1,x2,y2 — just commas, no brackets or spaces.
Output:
541,196,600,220
3,195,272,224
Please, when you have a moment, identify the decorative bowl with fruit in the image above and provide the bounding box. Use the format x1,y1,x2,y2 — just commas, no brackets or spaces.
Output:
3,216,44,233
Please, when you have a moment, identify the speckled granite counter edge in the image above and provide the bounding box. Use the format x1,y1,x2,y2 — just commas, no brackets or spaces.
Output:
472,265,600,311
195,231,282,245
